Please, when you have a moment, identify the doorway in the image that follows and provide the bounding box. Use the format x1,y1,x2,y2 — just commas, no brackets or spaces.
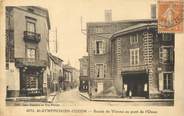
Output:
123,73,148,97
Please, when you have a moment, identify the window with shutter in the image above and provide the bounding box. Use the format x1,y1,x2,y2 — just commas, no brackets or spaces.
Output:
163,73,173,90
95,40,105,55
95,64,105,78
162,34,173,41
104,64,107,78
159,46,174,64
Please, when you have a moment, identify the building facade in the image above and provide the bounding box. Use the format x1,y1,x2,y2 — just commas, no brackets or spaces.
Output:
48,53,63,93
86,19,158,98
79,56,89,92
63,64,79,90
111,22,174,99
6,6,50,97
63,66,72,90
87,18,174,99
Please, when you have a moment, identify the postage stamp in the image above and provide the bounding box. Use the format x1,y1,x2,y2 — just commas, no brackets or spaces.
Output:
158,0,183,33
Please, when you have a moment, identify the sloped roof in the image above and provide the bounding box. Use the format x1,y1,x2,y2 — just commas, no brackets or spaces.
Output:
48,53,63,65
87,19,156,25
111,23,157,39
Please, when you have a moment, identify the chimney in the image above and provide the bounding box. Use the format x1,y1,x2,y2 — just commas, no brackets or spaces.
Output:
151,4,156,19
104,10,112,22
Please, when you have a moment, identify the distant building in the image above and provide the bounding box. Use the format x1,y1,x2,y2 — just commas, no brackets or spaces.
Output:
48,53,63,93
79,56,89,92
63,66,72,90
63,64,79,90
6,6,50,97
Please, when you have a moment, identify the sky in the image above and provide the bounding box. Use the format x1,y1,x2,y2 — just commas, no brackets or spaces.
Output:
5,0,155,69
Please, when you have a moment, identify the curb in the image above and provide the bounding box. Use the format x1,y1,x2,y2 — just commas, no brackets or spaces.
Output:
6,96,47,102
79,93,91,101
79,93,174,102
47,92,58,103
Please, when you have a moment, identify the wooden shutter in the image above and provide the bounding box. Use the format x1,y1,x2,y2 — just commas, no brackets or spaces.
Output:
130,35,132,45
104,64,107,78
170,48,174,64
92,40,96,54
159,47,163,63
95,64,97,78
159,72,163,91
104,40,106,54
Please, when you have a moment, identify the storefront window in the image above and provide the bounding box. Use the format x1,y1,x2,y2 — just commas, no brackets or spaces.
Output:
26,76,38,89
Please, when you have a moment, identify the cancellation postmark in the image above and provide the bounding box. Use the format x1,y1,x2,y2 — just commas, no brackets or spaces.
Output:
158,0,183,33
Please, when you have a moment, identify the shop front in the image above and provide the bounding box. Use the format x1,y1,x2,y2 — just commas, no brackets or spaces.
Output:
19,67,45,96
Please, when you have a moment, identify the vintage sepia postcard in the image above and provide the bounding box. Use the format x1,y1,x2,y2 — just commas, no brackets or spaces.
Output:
0,0,184,116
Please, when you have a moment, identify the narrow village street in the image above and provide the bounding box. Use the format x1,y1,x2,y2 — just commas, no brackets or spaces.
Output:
53,88,88,103
6,87,173,106
53,88,173,106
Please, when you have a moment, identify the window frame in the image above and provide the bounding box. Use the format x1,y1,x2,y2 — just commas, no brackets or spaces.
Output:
130,34,139,45
25,16,37,33
26,76,39,89
26,21,36,33
95,40,105,55
130,48,140,66
162,33,173,41
163,72,173,90
159,46,174,64
26,48,36,59
95,63,107,78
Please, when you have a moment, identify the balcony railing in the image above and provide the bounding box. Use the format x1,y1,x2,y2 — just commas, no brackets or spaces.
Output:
122,65,148,73
23,31,41,43
15,58,48,67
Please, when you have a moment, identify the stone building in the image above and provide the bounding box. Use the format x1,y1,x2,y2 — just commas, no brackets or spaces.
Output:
63,64,79,90
6,6,50,97
111,22,174,98
48,53,63,93
79,56,89,92
63,66,72,90
86,19,159,98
